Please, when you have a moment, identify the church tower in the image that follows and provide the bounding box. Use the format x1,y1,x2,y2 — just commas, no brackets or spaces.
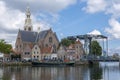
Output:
24,6,33,31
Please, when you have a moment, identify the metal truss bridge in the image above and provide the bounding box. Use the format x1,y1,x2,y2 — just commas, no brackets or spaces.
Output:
67,34,108,56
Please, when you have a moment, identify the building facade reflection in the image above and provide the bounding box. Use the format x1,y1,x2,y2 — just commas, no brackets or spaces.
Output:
0,62,120,80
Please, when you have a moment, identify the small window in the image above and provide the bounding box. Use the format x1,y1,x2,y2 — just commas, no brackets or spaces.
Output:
25,52,30,55
24,52,27,55
46,44,48,47
37,56,39,58
35,47,37,49
20,45,21,48
34,52,35,54
27,52,30,55
76,46,78,48
16,45,18,48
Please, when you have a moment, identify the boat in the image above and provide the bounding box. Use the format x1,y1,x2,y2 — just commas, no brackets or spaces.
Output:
32,61,75,66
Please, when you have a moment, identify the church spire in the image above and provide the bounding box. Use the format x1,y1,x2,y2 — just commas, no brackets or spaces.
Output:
26,6,31,18
24,6,33,31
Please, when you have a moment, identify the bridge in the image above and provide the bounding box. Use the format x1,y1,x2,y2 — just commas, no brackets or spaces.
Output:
84,58,119,62
67,34,119,64
81,55,119,64
67,34,108,56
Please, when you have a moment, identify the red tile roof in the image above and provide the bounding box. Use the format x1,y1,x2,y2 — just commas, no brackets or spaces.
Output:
41,46,53,54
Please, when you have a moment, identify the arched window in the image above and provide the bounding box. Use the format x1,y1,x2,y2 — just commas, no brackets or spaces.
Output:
49,37,52,43
20,45,21,48
28,27,31,31
46,44,48,47
16,45,18,48
34,56,35,59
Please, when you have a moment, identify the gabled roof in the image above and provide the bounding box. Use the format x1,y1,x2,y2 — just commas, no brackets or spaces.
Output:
19,29,49,43
38,30,49,40
19,30,37,42
19,28,59,44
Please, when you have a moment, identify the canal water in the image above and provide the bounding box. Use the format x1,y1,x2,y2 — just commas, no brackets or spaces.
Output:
0,62,120,80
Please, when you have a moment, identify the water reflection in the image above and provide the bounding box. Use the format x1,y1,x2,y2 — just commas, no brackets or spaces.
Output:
31,66,89,80
0,62,120,80
89,64,103,80
2,66,32,80
100,62,120,80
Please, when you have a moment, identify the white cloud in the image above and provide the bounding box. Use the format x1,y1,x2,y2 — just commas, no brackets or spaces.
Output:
87,29,101,35
0,1,24,45
106,3,120,19
108,47,120,56
0,1,24,32
105,18,120,39
33,20,50,32
0,0,77,48
4,0,76,13
0,1,51,47
82,0,107,13
82,0,120,39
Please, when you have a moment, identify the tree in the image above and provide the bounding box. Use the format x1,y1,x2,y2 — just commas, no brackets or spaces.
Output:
60,38,74,47
0,39,12,54
90,40,102,56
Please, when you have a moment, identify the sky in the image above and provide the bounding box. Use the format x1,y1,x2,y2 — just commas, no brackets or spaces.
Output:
0,0,120,55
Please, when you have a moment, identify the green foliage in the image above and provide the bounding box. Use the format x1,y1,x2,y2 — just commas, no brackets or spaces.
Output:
0,39,12,54
60,38,75,47
91,40,102,56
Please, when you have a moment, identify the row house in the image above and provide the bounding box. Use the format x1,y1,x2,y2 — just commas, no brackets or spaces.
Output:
57,40,85,61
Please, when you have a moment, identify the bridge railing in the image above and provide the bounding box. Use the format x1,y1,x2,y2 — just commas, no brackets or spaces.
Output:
81,55,119,62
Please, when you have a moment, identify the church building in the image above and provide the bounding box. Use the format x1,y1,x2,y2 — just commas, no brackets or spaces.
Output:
15,7,59,61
